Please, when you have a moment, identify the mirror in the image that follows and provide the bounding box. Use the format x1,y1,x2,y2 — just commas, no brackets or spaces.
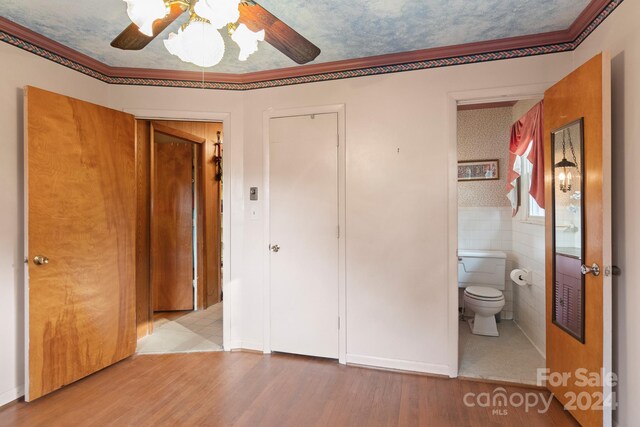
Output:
551,118,585,342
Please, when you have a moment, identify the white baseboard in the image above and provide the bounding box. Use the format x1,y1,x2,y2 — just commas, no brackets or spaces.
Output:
346,354,450,376
0,385,24,407
513,320,546,359
226,340,263,353
225,340,240,351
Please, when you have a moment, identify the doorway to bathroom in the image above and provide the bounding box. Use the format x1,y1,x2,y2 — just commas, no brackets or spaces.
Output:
135,120,225,354
455,100,546,385
450,54,613,425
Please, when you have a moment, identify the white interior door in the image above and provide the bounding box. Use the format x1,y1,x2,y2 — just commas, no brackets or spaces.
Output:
269,113,339,359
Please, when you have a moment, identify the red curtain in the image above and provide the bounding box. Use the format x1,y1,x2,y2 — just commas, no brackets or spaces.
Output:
506,101,545,214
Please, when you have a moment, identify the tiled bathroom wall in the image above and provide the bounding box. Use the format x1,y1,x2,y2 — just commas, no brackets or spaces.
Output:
458,206,514,319
511,218,546,357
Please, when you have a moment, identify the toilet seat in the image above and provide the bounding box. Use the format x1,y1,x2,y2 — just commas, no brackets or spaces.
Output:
463,286,505,337
464,285,503,300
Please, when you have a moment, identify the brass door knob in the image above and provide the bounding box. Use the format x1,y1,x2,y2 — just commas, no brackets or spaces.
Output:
581,263,600,276
33,256,49,266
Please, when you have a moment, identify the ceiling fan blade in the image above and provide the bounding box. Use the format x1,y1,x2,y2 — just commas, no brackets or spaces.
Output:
111,3,187,51
238,1,320,65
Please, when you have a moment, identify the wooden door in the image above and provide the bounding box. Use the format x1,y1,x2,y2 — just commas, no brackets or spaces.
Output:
269,113,339,359
25,86,136,401
150,121,223,310
544,53,612,426
151,129,195,311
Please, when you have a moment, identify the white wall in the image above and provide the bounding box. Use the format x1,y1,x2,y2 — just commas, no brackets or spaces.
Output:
571,0,640,425
0,42,110,405
241,55,573,372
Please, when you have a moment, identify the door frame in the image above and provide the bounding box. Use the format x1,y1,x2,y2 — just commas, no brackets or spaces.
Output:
262,104,346,364
126,108,232,351
446,83,552,378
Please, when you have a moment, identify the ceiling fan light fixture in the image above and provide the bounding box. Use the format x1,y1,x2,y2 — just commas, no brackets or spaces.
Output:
164,21,225,67
193,0,241,29
124,0,169,36
231,24,264,61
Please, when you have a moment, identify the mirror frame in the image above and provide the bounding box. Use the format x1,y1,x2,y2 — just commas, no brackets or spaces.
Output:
551,117,586,343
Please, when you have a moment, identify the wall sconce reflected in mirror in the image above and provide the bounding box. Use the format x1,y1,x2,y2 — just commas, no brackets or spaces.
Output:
551,118,585,342
554,127,580,193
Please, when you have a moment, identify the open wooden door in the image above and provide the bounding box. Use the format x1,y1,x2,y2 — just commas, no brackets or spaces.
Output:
149,121,222,312
151,125,197,312
544,53,612,426
24,86,137,401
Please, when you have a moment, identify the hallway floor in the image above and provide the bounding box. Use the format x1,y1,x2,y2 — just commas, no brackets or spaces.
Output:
459,319,546,385
136,302,223,354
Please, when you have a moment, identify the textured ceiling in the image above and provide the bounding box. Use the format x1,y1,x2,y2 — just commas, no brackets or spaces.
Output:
2,0,591,74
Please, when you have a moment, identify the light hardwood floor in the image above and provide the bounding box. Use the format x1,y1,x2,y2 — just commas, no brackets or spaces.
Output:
0,352,578,426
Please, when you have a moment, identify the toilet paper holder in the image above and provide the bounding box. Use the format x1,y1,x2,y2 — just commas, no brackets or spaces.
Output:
510,268,532,286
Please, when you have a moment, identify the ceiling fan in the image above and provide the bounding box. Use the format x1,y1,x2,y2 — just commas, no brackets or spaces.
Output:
111,0,321,67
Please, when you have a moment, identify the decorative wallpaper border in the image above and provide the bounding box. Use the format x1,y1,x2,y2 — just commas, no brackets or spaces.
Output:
0,0,623,91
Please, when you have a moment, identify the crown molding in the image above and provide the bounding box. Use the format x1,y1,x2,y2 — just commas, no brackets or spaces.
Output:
0,0,622,90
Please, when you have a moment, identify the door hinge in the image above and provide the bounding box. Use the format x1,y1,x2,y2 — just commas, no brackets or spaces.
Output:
338,317,340,329
337,134,339,147
336,225,340,239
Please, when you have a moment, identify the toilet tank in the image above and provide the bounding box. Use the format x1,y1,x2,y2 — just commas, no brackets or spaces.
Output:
458,250,507,290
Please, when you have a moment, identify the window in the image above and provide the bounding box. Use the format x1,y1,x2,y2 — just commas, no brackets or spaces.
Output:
522,142,545,223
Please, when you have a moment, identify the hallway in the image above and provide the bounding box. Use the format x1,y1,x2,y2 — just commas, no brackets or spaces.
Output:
136,303,223,354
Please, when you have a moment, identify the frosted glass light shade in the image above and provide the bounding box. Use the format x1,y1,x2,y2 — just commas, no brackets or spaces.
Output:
194,0,240,29
124,0,168,36
231,24,264,61
164,21,225,67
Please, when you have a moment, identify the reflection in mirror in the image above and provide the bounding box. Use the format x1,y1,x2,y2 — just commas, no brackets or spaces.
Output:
551,118,585,342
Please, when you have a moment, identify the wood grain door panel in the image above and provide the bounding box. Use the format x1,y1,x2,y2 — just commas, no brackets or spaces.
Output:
25,86,137,401
544,52,612,427
151,131,194,311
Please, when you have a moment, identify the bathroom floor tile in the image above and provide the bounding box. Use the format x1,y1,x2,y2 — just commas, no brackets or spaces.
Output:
459,319,545,385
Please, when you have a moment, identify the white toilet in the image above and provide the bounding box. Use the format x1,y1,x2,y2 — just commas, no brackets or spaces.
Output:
458,250,506,337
